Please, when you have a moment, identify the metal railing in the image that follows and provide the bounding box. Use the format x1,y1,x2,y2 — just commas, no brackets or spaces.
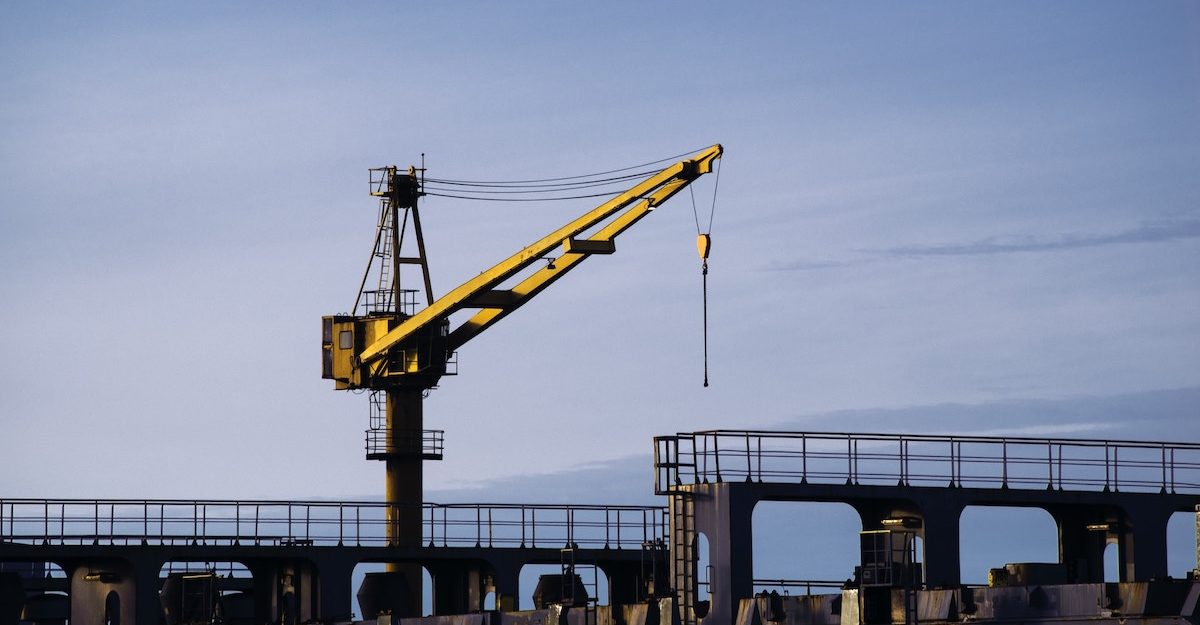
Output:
365,428,444,459
0,499,667,549
654,430,1200,494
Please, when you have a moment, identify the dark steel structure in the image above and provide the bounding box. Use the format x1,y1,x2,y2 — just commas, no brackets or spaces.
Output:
654,431,1200,625
2,430,1198,624
0,500,666,623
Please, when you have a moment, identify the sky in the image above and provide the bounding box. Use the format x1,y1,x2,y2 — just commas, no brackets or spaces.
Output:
2,0,1199,583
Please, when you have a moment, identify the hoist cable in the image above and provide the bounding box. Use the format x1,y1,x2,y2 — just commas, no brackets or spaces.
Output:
689,185,702,236
425,169,659,190
424,146,711,185
425,190,625,202
423,176,653,195
706,156,722,234
702,262,709,388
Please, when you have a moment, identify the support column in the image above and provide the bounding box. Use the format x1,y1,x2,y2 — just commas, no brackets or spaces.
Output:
691,483,755,625
130,557,162,625
905,495,963,588
429,561,487,615
67,558,150,625
488,558,523,612
387,387,425,617
602,561,648,621
313,556,356,623
1118,503,1173,582
1048,506,1110,583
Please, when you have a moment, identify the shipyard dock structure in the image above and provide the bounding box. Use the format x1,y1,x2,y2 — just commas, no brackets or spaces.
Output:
4,150,1199,623
2,430,1199,624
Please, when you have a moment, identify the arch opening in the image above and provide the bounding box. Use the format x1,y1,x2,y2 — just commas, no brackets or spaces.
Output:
157,560,252,624
959,506,1057,585
752,501,861,594
1168,510,1197,578
352,562,433,620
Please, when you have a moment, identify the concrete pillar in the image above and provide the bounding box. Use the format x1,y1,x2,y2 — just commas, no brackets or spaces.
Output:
1047,506,1111,583
691,483,755,625
1118,503,1173,581
312,556,356,622
67,558,159,625
386,387,426,618
250,559,316,624
131,558,163,625
488,559,523,612
602,560,649,619
430,561,486,615
909,495,963,588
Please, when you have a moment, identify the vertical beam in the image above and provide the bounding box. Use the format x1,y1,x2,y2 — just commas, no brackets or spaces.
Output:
386,388,425,616
430,562,486,615
1118,503,1173,581
1048,506,1110,583
907,495,963,588
690,483,755,625
488,558,523,612
313,556,356,623
131,558,162,625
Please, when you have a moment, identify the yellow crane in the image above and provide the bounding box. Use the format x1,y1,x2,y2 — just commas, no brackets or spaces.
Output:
321,144,722,612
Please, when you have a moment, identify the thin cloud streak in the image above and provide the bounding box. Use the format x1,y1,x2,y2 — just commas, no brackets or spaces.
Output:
768,218,1200,271
882,218,1200,257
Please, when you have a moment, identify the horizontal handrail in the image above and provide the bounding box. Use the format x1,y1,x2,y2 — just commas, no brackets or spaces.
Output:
654,430,1200,495
0,499,667,550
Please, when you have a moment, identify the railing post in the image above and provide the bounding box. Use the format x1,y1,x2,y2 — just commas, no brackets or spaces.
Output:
846,435,853,484
1046,443,1054,489
745,432,752,481
714,433,723,481
801,433,807,483
1057,444,1063,490
1161,445,1168,493
567,507,574,547
1170,448,1176,493
1113,446,1120,491
1002,440,1008,488
43,501,48,543
1104,443,1111,491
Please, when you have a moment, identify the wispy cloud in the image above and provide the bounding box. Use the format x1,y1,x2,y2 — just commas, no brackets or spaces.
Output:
879,218,1200,257
768,218,1200,271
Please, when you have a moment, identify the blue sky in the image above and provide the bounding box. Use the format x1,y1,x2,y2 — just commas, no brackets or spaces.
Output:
1,0,1198,540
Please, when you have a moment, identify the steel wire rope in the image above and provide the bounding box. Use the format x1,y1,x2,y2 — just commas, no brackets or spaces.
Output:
424,190,630,202
422,146,711,185
425,169,660,189
422,176,655,195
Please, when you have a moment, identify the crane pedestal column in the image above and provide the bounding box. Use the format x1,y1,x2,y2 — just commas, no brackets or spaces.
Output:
384,387,424,617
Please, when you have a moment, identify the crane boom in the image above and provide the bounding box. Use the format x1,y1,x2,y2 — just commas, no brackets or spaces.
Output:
353,143,722,377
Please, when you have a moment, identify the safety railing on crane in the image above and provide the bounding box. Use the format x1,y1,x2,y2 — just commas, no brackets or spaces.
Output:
0,499,668,550
653,430,1200,495
365,428,444,460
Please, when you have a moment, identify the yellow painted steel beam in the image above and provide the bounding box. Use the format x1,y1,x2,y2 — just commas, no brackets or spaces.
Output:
357,144,722,368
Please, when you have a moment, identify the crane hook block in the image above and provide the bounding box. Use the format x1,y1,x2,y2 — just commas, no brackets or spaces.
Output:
696,234,711,261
